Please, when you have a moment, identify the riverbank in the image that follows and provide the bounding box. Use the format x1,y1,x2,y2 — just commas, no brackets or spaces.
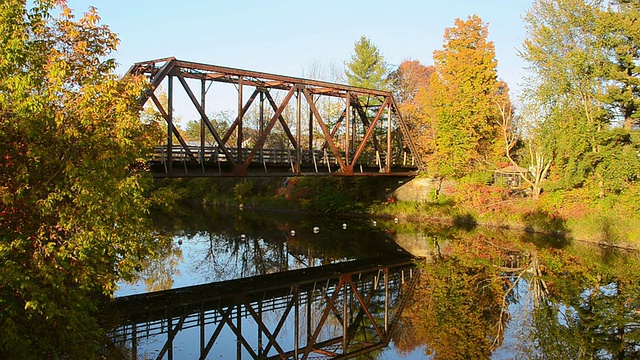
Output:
372,185,640,251
149,177,640,250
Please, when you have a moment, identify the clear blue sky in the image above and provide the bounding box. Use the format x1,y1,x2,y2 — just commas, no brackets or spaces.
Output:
67,0,533,113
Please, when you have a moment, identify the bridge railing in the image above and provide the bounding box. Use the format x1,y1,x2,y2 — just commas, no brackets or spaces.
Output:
152,145,416,169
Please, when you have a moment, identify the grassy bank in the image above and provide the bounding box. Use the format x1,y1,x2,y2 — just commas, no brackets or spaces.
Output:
371,182,640,249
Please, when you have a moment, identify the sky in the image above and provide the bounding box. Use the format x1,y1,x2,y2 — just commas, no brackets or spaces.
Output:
66,0,534,116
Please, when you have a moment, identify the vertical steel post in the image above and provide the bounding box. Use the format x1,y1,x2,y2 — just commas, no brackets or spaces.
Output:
386,102,392,172
294,285,300,358
352,107,356,154
200,79,206,158
237,305,242,359
258,301,263,357
296,86,302,173
384,268,389,333
237,78,243,163
306,288,312,344
168,313,173,360
345,93,350,165
308,93,314,154
167,75,174,175
200,308,205,358
132,324,137,360
259,90,265,163
342,280,348,353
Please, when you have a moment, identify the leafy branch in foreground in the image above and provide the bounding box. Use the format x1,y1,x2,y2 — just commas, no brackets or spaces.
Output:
0,1,159,358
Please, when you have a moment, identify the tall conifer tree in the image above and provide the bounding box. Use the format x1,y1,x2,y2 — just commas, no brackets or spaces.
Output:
345,36,389,90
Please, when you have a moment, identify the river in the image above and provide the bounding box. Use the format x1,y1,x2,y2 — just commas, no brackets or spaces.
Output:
105,206,640,359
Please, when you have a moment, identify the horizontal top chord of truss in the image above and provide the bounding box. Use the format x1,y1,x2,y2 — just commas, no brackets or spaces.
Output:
128,57,425,177
128,57,394,98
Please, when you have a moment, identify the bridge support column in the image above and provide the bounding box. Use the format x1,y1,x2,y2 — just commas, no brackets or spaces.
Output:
167,75,174,176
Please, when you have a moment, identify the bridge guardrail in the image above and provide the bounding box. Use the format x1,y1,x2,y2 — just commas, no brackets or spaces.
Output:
152,145,416,169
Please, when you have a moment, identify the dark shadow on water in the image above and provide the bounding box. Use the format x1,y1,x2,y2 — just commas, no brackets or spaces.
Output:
521,209,571,248
453,213,477,231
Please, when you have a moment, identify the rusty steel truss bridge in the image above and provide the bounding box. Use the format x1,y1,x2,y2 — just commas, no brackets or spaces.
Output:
128,58,424,178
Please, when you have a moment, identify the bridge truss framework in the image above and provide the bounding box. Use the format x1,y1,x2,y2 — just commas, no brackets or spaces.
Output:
128,58,424,177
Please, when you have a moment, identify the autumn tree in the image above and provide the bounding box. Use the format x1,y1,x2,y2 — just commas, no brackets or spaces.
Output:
389,59,434,105
389,60,435,166
0,1,159,357
345,35,389,90
425,15,507,178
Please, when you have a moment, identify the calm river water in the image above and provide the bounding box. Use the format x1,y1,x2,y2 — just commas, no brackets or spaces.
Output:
107,207,640,359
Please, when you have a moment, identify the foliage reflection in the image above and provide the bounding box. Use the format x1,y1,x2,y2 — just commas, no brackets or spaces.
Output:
396,228,640,359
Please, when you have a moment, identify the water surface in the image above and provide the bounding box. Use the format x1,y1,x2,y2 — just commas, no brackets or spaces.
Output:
108,207,640,359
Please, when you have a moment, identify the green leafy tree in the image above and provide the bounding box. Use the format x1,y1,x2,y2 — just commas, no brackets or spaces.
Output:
345,35,389,90
521,0,640,196
183,110,233,145
599,0,640,130
425,15,507,178
0,1,159,357
521,0,606,191
522,249,640,359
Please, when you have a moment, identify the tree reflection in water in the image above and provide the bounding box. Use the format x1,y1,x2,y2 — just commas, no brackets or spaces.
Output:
395,228,640,360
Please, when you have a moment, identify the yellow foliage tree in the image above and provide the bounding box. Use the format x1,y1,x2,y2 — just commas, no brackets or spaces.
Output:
423,15,509,178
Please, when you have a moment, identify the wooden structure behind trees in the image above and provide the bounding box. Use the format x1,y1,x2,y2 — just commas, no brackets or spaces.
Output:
494,165,529,188
129,57,424,177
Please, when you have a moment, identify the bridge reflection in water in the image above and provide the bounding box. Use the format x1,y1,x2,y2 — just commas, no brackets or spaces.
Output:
108,256,418,359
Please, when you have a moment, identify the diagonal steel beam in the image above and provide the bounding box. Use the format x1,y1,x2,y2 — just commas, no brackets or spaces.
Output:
262,294,296,355
241,86,297,170
221,89,260,146
155,312,188,360
301,277,346,360
220,305,259,359
199,306,234,360
320,108,346,152
347,278,385,341
243,300,287,358
352,99,382,153
133,57,176,106
389,96,425,171
149,93,197,162
264,91,298,149
351,98,389,167
175,74,236,164
302,88,348,172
